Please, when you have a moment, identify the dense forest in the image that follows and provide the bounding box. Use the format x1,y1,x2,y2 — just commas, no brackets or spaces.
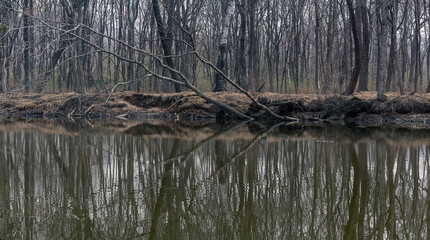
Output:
0,0,430,100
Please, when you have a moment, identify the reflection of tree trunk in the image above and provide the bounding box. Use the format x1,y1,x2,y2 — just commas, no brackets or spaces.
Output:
0,135,9,221
427,147,430,237
244,145,258,238
357,143,369,240
343,144,360,240
387,146,397,239
127,139,139,231
324,146,335,239
310,142,322,238
149,139,180,240
76,147,94,239
411,147,419,236
24,133,35,239
215,140,233,229
376,140,386,239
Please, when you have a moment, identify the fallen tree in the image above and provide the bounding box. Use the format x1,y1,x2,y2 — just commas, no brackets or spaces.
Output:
6,6,301,122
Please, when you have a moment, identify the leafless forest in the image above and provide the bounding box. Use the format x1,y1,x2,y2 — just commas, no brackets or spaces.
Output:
1,0,430,99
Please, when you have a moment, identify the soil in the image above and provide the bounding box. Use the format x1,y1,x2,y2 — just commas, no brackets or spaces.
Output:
2,91,430,128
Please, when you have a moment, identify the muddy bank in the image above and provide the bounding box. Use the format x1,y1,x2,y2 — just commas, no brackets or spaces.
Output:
2,91,430,128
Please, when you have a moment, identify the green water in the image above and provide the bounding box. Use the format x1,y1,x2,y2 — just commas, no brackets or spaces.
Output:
0,120,429,239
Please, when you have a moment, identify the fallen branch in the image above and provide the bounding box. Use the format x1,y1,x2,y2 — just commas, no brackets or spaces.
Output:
8,7,283,121
168,12,299,122
84,105,94,116
104,75,153,104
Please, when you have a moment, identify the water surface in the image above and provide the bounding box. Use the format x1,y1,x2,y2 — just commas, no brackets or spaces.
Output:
0,121,429,239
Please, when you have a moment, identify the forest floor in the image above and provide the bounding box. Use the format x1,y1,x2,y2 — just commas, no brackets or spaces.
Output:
2,91,430,128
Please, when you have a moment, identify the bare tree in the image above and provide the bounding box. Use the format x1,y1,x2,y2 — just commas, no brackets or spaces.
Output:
2,0,430,99
152,0,182,92
345,0,361,94
22,0,32,93
313,0,320,93
376,0,388,101
213,0,234,92
236,0,248,90
357,0,370,92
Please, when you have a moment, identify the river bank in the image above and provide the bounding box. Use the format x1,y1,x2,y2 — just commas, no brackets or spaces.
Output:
2,91,430,128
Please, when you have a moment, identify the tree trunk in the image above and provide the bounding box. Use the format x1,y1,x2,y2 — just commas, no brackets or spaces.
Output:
23,0,31,93
266,0,273,92
345,0,361,94
413,0,420,93
385,0,399,91
322,0,337,93
313,0,320,93
237,1,248,90
213,0,234,92
427,0,430,92
357,0,370,92
152,0,182,92
376,0,388,101
248,0,258,91
386,0,399,92
127,0,139,91
399,0,409,94
0,3,7,93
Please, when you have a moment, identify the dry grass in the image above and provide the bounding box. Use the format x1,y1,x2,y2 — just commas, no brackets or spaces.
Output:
1,91,430,128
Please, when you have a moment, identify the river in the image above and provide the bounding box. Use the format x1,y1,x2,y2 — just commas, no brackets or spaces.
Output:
0,120,429,239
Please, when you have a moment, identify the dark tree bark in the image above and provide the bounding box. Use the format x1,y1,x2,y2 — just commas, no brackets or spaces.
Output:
213,0,234,92
114,0,124,86
127,0,139,90
343,144,360,240
248,0,258,91
427,0,430,92
313,0,320,93
0,2,7,93
411,0,420,93
385,0,399,92
23,0,32,93
266,0,273,91
291,0,302,93
237,0,248,90
152,0,182,92
399,0,409,94
346,0,361,94
376,0,388,101
357,0,370,91
322,0,337,93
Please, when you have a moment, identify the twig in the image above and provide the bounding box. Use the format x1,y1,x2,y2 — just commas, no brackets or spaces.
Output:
104,75,152,104
84,104,94,116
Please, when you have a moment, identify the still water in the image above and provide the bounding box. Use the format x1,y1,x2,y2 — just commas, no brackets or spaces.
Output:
0,120,429,239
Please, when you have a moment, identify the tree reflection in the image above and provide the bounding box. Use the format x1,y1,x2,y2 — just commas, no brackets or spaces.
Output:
0,122,429,239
